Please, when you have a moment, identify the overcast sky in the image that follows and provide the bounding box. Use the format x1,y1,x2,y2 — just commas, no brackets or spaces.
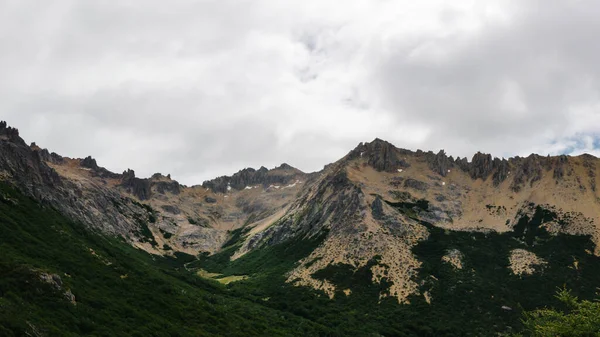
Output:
1,0,599,185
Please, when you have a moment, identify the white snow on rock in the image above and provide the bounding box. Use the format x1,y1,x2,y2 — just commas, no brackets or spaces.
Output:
284,180,302,189
398,169,403,173
442,182,446,186
245,186,253,190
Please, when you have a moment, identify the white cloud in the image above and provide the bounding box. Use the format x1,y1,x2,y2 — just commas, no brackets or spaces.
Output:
0,0,599,184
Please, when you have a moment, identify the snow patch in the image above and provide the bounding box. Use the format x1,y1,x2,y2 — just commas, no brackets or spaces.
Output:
442,182,446,186
397,169,403,173
245,186,253,190
284,180,302,189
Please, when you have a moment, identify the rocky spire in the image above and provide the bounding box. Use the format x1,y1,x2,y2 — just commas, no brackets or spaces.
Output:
428,150,453,177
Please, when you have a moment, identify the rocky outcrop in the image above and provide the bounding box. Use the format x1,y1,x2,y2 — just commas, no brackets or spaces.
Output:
553,155,568,181
469,152,495,180
0,122,156,239
351,139,409,172
120,169,152,200
241,168,363,253
371,196,384,220
510,155,543,192
81,156,99,170
492,158,510,186
150,174,181,195
202,164,305,193
427,150,453,177
37,148,64,164
403,178,428,191
39,272,76,305
0,121,24,145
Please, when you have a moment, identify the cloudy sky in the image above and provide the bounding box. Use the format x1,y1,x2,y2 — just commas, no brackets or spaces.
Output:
1,0,599,185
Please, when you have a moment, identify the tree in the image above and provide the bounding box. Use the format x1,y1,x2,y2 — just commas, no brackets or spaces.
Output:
517,288,600,336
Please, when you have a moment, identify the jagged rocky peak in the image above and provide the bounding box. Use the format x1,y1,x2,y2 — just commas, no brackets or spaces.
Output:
469,152,495,179
150,173,181,195
427,150,453,177
352,138,410,172
275,163,295,171
28,142,65,165
120,169,152,200
509,154,544,192
0,121,24,144
80,156,99,170
151,172,172,180
202,164,305,193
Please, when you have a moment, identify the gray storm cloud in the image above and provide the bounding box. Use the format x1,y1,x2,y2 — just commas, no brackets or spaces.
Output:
1,0,599,185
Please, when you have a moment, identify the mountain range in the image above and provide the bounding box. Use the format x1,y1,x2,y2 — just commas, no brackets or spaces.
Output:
1,120,599,336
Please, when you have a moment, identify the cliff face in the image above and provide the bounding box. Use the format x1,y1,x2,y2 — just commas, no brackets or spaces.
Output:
202,164,307,193
0,122,153,238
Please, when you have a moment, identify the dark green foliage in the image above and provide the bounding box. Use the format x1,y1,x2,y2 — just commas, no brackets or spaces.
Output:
517,288,600,336
159,228,172,239
512,206,554,246
136,220,158,246
221,226,252,250
0,183,329,336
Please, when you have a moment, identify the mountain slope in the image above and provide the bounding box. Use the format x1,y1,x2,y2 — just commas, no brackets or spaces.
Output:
2,121,600,335
232,139,600,304
0,181,332,336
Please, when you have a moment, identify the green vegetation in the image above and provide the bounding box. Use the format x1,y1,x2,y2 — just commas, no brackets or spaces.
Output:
197,199,600,336
0,183,328,336
1,180,599,336
517,288,600,336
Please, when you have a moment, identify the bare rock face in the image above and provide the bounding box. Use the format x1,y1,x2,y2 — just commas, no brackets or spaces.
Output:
0,123,63,200
510,154,543,192
81,156,99,170
427,150,453,177
0,121,24,145
371,196,384,220
202,164,304,193
469,152,495,180
492,158,510,186
120,169,152,200
0,121,156,240
351,139,410,172
553,155,568,181
151,174,181,195
39,272,77,305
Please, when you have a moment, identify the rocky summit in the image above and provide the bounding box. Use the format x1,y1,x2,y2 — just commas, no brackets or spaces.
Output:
1,120,600,336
